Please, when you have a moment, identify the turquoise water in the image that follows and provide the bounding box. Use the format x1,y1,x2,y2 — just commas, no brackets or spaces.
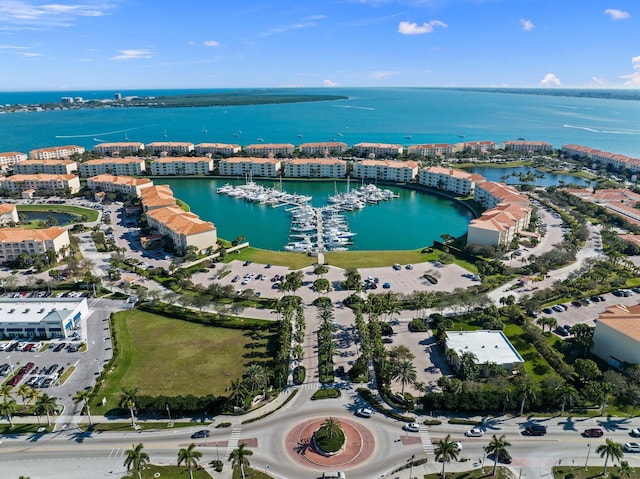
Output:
466,166,593,188
155,178,474,251
1,88,639,157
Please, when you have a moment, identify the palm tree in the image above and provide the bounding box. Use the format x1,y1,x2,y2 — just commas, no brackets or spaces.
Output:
229,443,253,479
26,387,39,406
619,460,633,478
596,438,624,476
34,394,58,427
0,384,14,401
321,417,342,439
485,434,512,476
17,384,32,406
123,443,150,479
434,434,460,479
392,360,417,395
516,377,537,416
119,387,139,427
73,390,93,426
177,443,203,479
243,364,268,396
0,399,17,427
228,378,248,408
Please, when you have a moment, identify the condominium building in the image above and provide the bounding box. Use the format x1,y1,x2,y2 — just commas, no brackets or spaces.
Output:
562,144,640,173
284,158,347,178
418,167,484,196
298,142,349,157
86,174,153,198
140,185,177,211
353,143,403,158
29,145,85,160
0,152,27,170
0,174,80,195
146,205,217,254
352,160,418,182
0,204,19,225
194,143,241,157
0,226,70,263
14,159,78,175
150,157,213,176
503,140,553,153
94,142,145,156
591,304,640,369
467,203,532,247
474,181,529,209
244,143,295,157
408,143,454,157
79,158,146,177
218,157,282,177
145,142,195,156
461,141,499,153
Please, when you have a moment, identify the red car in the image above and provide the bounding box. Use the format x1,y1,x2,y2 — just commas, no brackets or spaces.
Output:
583,428,604,437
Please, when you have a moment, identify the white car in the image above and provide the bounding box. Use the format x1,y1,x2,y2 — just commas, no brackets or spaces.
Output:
356,408,373,418
403,422,420,432
624,442,640,453
454,441,463,452
465,428,485,437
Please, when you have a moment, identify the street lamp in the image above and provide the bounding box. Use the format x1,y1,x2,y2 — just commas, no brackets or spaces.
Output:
6,355,14,374
585,443,591,469
166,404,171,422
408,454,415,479
503,395,509,416
481,447,486,470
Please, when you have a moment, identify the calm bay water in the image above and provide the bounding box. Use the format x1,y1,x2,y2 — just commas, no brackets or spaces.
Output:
466,166,593,188
155,178,474,251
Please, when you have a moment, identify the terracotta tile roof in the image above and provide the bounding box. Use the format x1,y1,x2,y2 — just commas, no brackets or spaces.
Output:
87,174,152,186
354,142,403,149
424,166,476,179
299,142,348,148
0,226,67,242
30,145,82,153
358,159,418,168
94,142,144,147
0,203,16,214
286,158,346,165
0,152,27,157
83,157,144,165
147,206,216,236
6,173,77,181
153,156,211,163
19,159,76,166
245,143,295,149
147,142,194,147
597,304,640,341
223,157,281,164
195,143,241,148
140,185,176,208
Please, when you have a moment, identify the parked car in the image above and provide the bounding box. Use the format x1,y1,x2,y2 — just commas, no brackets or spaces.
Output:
542,307,553,314
465,428,485,437
583,428,604,438
356,408,373,418
191,430,210,439
405,264,414,270
383,282,391,289
555,326,569,337
403,423,420,432
393,263,402,270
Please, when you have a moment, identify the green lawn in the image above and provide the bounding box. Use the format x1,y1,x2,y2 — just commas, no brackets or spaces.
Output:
17,204,100,222
94,310,273,413
232,466,274,479
422,467,512,479
503,323,554,380
325,249,438,269
121,464,211,479
225,247,316,269
553,465,638,479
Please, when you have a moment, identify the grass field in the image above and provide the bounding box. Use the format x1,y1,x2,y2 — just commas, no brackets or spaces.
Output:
121,464,211,479
17,204,100,222
93,310,273,413
226,247,317,269
422,468,512,479
325,249,438,269
553,465,639,479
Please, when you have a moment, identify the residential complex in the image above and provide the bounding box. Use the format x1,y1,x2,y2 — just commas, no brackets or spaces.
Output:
561,144,640,173
408,143,455,157
94,142,145,156
194,143,241,157
0,226,70,263
146,205,217,255
353,142,403,158
462,141,499,153
591,304,640,369
79,158,146,177
474,181,529,209
29,145,85,160
150,157,213,176
244,143,295,157
503,140,553,153
0,151,27,170
352,160,418,182
218,157,282,177
146,142,195,156
298,142,348,157
283,158,347,178
0,298,88,339
0,174,80,195
467,202,532,247
140,185,177,211
418,166,484,196
14,159,78,175
0,204,19,225
86,174,153,198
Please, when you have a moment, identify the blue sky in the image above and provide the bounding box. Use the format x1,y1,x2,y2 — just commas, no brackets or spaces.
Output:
0,0,638,91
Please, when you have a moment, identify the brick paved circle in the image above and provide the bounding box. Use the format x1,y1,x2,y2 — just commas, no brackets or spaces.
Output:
284,417,375,470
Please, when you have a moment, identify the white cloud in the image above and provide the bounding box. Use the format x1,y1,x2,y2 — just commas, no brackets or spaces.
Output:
591,76,605,85
0,44,29,49
110,49,153,61
540,73,561,87
520,19,534,31
398,20,447,35
0,1,112,29
323,79,339,87
203,40,219,47
620,72,640,86
633,55,640,69
16,51,41,57
604,8,630,20
370,70,399,79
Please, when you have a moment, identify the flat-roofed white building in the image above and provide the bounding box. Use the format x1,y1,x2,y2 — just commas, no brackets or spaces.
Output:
353,159,418,182
284,158,347,178
0,204,19,225
474,181,529,209
150,157,213,176
86,174,153,198
299,142,348,157
0,226,70,263
0,298,88,339
408,143,454,157
0,152,27,170
146,205,217,255
461,141,498,153
503,140,553,153
79,157,146,177
14,159,78,175
94,142,145,156
467,203,532,247
445,330,524,376
353,142,403,158
146,142,195,156
0,174,80,195
194,143,241,157
29,145,85,160
140,185,176,211
218,157,281,177
418,166,484,196
592,303,640,369
244,143,295,157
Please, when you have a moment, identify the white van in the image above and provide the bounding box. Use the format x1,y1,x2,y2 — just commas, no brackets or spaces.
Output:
322,473,346,479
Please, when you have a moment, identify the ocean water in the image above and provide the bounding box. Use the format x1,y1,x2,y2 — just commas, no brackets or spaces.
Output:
0,88,639,157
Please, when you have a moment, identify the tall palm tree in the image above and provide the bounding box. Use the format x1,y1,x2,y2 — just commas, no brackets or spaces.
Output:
321,417,342,439
177,443,203,479
73,390,93,426
17,384,32,406
0,384,14,401
35,394,58,427
596,438,624,476
26,387,39,406
0,399,17,427
228,378,248,408
119,387,139,427
434,434,460,479
123,443,150,479
243,364,268,396
485,434,512,476
229,443,253,479
619,460,633,478
516,377,537,416
392,360,417,395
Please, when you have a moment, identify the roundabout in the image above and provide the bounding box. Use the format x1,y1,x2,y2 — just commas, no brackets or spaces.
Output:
284,417,376,470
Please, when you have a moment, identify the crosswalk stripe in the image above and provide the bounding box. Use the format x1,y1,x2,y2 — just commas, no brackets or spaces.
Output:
420,430,435,453
226,428,242,456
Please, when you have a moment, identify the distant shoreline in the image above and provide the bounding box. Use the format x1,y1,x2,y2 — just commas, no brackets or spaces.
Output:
432,87,640,101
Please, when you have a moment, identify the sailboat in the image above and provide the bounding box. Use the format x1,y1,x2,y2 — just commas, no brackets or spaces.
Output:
163,129,168,139
202,125,208,133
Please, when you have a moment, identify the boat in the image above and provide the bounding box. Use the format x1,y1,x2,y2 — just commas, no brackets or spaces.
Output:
202,126,208,133
297,133,303,138
257,137,264,142
405,135,413,139
163,129,168,138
